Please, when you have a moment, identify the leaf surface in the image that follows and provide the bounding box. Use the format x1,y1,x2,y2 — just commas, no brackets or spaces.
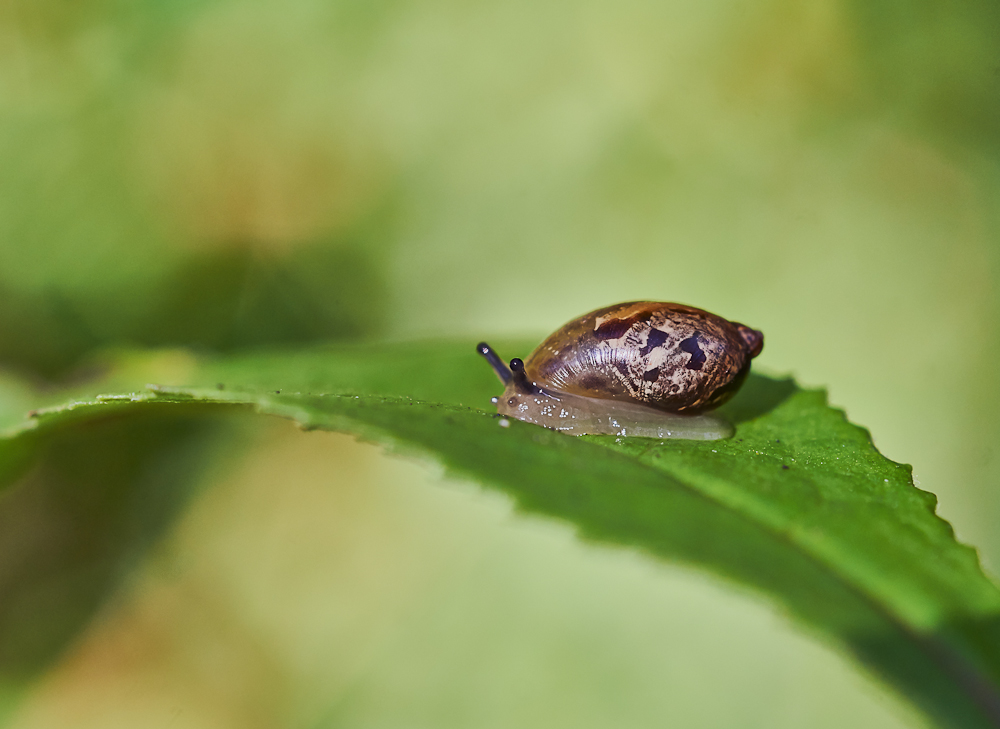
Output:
2,340,1000,729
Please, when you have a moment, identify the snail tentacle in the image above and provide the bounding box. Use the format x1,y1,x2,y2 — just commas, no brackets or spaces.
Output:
477,342,512,384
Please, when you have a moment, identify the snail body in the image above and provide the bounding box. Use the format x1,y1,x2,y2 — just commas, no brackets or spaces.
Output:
478,301,763,440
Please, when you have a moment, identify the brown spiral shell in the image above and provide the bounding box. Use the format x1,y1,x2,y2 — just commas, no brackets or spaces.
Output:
524,301,763,414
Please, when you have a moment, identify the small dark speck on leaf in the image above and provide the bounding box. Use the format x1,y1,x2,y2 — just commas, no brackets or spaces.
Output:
27,410,38,418
275,390,281,394
782,465,790,470
216,383,225,390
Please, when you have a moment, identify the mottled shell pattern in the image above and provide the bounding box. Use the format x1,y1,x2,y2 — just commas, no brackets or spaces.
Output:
525,301,763,414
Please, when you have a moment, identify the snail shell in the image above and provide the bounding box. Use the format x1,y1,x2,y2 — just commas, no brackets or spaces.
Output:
478,301,763,440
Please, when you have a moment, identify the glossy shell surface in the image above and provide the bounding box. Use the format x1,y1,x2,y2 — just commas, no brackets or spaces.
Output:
524,301,763,414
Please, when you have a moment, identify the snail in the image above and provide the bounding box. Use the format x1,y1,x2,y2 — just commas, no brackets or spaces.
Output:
477,301,763,440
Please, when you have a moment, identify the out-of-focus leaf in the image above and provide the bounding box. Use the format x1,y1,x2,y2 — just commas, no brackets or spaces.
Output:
0,238,389,378
0,412,222,676
0,341,996,728
0,406,238,729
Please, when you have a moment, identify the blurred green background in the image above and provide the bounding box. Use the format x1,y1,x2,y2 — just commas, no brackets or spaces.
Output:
0,0,998,726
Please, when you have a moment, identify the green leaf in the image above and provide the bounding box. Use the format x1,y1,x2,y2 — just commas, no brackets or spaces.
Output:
3,340,1000,729
0,412,228,683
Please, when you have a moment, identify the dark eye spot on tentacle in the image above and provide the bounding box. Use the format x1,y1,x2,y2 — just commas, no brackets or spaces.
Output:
594,312,647,340
639,328,669,357
641,367,660,382
679,336,706,370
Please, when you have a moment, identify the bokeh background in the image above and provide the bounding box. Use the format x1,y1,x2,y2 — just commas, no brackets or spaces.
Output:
0,0,998,726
